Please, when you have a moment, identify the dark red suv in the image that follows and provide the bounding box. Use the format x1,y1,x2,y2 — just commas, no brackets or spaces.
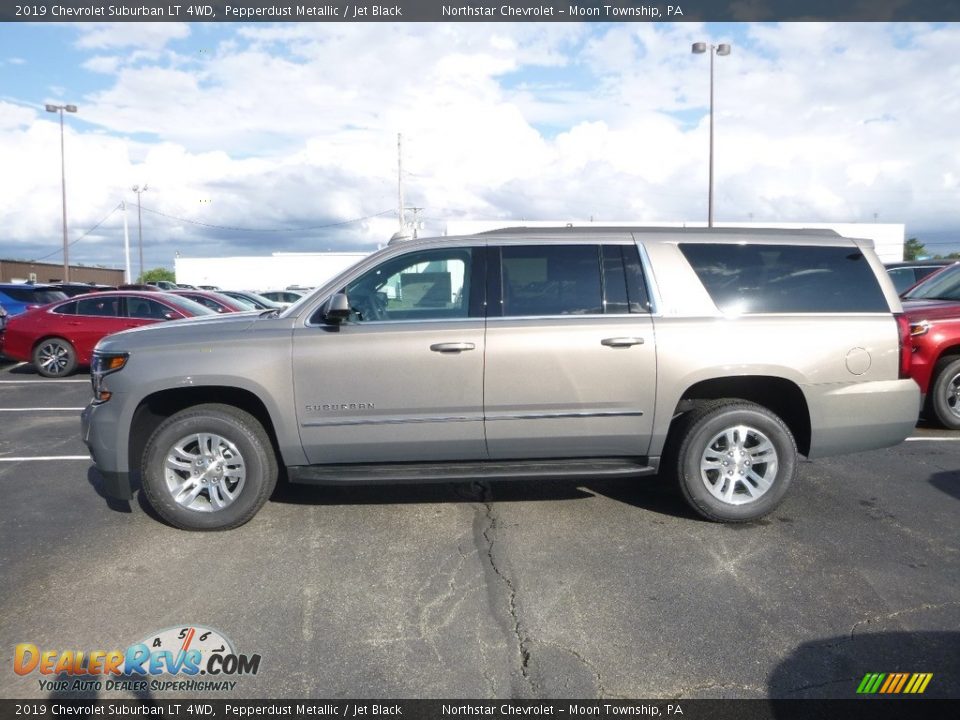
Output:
902,263,960,428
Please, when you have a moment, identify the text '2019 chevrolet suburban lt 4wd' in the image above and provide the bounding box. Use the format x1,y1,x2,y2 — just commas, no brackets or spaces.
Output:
81,228,920,530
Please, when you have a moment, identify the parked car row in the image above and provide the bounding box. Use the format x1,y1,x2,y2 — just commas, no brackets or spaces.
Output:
0,290,218,377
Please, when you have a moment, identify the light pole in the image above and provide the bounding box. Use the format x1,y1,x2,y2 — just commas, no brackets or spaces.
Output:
691,42,731,228
45,103,77,281
132,184,148,282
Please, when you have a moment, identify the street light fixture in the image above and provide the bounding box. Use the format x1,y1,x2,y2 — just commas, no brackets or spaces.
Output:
691,42,731,228
132,184,148,282
45,103,78,281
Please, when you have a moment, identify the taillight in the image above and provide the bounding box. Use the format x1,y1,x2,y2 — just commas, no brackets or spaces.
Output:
895,313,911,379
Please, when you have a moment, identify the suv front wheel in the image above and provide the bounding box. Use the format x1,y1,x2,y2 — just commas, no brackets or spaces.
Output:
141,404,278,531
671,400,797,522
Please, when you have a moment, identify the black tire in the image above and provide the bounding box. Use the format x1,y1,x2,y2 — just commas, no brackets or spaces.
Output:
33,337,77,378
669,400,797,523
140,404,278,531
930,357,960,430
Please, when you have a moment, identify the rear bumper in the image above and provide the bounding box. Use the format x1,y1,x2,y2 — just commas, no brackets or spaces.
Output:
806,379,920,459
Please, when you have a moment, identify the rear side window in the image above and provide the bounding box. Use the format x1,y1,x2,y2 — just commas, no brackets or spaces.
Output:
499,245,650,317
679,244,888,313
76,296,122,317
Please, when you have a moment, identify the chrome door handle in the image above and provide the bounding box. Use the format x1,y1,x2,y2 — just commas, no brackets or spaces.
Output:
430,342,476,353
601,337,644,347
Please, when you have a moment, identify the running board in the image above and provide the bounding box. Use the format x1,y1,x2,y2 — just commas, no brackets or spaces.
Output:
287,457,658,485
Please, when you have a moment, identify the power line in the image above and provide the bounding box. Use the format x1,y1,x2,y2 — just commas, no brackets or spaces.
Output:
32,203,123,262
139,206,395,233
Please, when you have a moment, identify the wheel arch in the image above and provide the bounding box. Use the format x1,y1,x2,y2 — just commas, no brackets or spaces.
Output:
129,387,283,484
668,375,811,457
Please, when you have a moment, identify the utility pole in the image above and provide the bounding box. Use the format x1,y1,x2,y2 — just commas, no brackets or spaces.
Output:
122,200,132,284
132,184,148,282
45,103,77,281
397,133,405,233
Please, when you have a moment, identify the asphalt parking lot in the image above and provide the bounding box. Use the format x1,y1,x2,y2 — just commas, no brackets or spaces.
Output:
0,357,958,700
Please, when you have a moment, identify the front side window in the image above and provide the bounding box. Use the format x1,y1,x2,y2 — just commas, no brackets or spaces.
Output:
127,298,172,319
337,247,476,323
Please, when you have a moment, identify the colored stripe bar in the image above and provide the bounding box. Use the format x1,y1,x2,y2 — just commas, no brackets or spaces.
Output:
856,673,874,693
892,673,909,693
917,674,933,693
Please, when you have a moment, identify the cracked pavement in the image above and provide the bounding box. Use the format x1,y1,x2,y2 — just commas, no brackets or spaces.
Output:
1,362,958,699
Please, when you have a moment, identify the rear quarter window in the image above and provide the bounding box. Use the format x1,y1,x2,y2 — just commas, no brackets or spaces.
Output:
679,243,889,313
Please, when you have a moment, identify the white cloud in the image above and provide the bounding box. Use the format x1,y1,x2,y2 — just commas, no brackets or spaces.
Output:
74,22,190,51
2,22,960,269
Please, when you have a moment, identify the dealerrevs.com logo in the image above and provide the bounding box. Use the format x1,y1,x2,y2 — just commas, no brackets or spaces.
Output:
14,625,261,693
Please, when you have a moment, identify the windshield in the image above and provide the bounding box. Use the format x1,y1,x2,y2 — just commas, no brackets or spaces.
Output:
903,264,960,300
159,294,217,316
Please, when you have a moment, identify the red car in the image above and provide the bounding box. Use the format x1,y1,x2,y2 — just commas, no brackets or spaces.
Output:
0,291,214,377
903,299,960,429
169,289,251,313
900,262,960,428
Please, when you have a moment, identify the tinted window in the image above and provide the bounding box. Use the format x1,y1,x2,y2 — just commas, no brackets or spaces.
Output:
886,267,918,294
679,244,888,313
127,298,171,319
602,244,650,314
159,294,216,316
502,245,602,316
53,301,78,315
339,247,475,323
76,296,122,317
182,293,227,312
903,264,960,301
2,288,67,304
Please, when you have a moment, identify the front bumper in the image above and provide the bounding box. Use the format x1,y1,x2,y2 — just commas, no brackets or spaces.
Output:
81,402,132,500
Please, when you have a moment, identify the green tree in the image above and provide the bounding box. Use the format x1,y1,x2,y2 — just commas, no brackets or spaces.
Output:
903,237,927,261
138,267,175,284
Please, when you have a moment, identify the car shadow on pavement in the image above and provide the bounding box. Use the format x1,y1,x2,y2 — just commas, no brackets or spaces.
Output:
767,630,960,699
88,464,703,522
268,476,596,507
270,473,701,520
929,469,960,502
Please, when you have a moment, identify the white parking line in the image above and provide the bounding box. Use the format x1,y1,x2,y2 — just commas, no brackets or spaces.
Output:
0,408,85,411
905,436,960,441
0,456,90,462
0,379,89,384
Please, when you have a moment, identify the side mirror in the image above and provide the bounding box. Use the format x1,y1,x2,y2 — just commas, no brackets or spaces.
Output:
323,292,351,323
162,312,179,321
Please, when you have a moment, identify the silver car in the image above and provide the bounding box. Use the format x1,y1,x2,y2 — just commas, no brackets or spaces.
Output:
82,227,919,530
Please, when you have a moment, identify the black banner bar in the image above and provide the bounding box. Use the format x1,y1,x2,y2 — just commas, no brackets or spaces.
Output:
1,700,959,720
1,0,960,23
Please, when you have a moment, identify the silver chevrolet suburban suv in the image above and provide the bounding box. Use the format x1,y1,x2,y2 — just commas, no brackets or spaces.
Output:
81,227,920,530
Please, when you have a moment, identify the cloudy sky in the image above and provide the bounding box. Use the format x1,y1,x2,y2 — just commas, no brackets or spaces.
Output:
0,20,958,273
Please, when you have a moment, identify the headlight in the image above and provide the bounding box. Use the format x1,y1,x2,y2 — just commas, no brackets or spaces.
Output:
909,319,931,337
90,351,129,403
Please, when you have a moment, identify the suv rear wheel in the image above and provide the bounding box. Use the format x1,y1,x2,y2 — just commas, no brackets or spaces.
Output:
671,400,797,522
141,404,278,531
